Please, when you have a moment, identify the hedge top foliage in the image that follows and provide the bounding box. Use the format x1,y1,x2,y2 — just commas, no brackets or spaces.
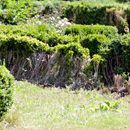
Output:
0,0,34,24
0,34,51,56
63,2,128,33
81,34,112,56
0,24,80,47
47,34,80,47
0,24,53,34
64,1,126,9
55,42,89,59
65,24,118,38
0,24,55,42
0,24,64,47
121,33,130,45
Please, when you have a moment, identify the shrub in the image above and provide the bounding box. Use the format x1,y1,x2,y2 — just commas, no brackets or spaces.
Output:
63,2,128,33
63,2,107,24
45,42,90,87
82,36,109,87
96,34,130,83
47,34,79,46
0,34,51,57
80,34,112,56
0,24,55,43
119,33,130,72
0,65,14,118
0,33,52,85
64,24,118,38
102,34,130,75
0,24,71,47
0,0,34,24
56,42,89,59
0,24,79,47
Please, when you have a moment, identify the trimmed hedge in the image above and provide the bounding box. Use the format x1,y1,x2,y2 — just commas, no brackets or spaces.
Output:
64,2,107,24
0,65,14,118
0,0,34,24
80,34,111,56
63,2,125,24
0,34,51,56
56,42,89,59
63,2,128,33
118,33,130,72
0,24,75,47
47,34,79,47
0,24,81,47
106,34,130,73
64,24,118,38
0,24,55,43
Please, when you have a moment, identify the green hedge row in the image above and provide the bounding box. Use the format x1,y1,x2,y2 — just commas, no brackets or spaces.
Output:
0,24,78,47
0,24,80,47
64,2,107,24
0,0,34,24
0,24,119,61
0,24,55,43
0,32,90,60
80,34,111,57
0,34,51,56
1,24,130,85
0,24,116,58
65,24,118,38
56,42,89,59
112,33,130,73
0,24,118,48
0,65,14,118
63,2,129,33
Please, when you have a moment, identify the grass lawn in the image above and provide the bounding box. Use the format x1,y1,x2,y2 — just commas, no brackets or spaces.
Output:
0,81,130,130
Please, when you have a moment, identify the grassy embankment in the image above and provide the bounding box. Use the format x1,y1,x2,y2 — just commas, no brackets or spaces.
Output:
0,81,130,130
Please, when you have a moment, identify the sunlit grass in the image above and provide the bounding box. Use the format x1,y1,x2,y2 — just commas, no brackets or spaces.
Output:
0,81,130,130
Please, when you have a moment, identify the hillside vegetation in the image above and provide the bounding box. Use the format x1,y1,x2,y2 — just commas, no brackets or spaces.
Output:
0,81,130,130
0,0,130,129
0,0,130,90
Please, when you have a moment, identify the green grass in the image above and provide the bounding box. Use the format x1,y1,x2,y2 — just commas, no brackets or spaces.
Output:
0,81,130,130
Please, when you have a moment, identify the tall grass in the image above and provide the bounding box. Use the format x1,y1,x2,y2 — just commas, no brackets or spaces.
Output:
0,81,130,130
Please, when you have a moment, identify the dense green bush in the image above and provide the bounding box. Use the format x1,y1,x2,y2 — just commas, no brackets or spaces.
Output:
0,34,51,56
0,0,34,24
63,2,125,24
0,24,55,42
0,65,14,118
80,34,112,85
81,33,130,84
118,33,130,72
63,2,128,33
80,34,111,56
47,34,79,46
0,24,80,47
65,24,118,38
0,24,71,47
63,2,107,24
56,42,89,58
100,34,130,75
